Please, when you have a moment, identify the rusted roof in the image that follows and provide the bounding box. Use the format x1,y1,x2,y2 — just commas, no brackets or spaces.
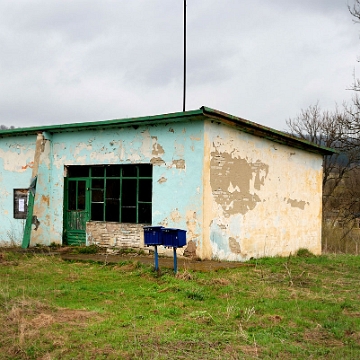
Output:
0,106,336,155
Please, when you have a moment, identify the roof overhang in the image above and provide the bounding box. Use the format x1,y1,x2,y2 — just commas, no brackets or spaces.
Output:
0,106,336,156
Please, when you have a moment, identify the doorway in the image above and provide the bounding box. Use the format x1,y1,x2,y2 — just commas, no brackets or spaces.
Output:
63,178,90,245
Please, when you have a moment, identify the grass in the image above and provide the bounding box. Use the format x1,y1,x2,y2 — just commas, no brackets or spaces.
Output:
1,250,360,359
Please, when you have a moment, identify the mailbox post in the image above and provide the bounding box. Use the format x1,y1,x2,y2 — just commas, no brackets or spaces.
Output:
143,227,187,274
143,226,164,271
162,228,187,274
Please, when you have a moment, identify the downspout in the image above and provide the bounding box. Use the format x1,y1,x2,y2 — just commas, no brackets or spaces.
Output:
22,132,44,248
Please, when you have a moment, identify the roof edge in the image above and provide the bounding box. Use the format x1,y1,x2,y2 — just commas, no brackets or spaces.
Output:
0,108,204,137
0,106,338,156
201,106,337,156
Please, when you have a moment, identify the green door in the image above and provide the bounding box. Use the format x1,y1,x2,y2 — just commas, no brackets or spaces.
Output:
63,178,90,245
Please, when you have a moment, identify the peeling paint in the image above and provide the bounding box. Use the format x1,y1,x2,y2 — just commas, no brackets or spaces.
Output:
183,240,197,257
41,195,50,206
210,150,268,215
0,146,34,172
172,159,186,169
152,136,165,156
22,162,34,170
157,176,167,184
186,210,198,233
229,237,241,254
170,209,182,223
205,120,324,261
151,157,166,166
286,198,308,210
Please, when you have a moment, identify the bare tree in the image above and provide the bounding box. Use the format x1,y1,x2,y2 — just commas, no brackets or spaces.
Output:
286,103,360,251
349,0,360,92
349,0,360,24
0,125,15,130
286,103,360,210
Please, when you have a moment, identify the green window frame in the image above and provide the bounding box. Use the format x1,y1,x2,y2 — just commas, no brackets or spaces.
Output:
66,164,152,224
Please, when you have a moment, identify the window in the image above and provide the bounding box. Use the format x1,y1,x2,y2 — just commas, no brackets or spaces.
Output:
14,189,28,219
66,164,152,224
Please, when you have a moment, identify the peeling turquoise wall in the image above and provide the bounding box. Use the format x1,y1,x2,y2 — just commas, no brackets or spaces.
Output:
5,120,204,246
0,136,35,244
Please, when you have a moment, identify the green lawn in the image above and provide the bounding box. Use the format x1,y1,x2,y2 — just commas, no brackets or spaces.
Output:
1,250,360,359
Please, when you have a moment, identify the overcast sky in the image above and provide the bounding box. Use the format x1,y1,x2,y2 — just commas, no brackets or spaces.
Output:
0,0,359,130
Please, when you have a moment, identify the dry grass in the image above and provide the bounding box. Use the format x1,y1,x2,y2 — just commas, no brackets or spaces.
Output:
1,298,98,359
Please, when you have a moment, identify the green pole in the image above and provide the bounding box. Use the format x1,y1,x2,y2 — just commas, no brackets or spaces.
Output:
22,192,35,248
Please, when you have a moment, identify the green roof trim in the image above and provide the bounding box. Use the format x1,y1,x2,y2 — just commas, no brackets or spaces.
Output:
0,106,336,156
0,108,203,136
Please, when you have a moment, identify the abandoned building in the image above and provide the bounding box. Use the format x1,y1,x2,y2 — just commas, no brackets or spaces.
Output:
0,106,335,260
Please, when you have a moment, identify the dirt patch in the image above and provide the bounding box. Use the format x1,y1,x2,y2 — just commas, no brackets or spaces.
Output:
303,328,344,347
1,246,254,272
59,252,254,272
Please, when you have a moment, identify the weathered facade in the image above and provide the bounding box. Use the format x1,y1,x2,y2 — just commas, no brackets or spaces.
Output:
0,107,334,260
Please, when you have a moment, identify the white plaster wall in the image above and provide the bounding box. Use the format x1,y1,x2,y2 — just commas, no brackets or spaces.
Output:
202,121,323,260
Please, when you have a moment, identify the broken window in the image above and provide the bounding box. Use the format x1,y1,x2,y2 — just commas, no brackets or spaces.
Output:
66,164,152,224
14,189,28,219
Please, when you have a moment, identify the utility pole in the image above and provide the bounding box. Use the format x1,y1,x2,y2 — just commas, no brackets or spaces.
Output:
183,0,186,112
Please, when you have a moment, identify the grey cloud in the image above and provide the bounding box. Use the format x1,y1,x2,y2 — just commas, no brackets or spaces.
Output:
0,0,357,131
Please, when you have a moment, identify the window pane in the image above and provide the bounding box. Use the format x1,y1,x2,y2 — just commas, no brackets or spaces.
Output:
92,179,104,202
138,179,152,202
92,166,105,177
121,207,136,223
122,165,137,177
106,165,120,177
67,166,89,178
122,179,137,205
138,164,152,177
106,179,120,199
106,199,120,221
78,181,86,210
68,181,76,210
91,203,104,221
92,179,104,189
92,190,103,203
138,203,152,224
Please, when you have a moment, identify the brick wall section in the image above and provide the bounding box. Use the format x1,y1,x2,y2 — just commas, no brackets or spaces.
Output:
86,221,145,248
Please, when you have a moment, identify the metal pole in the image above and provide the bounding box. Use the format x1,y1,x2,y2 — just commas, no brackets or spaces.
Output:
173,247,178,274
154,245,159,271
183,0,186,112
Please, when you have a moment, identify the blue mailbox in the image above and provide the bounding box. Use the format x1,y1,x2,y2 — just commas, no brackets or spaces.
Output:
143,226,164,246
162,228,187,248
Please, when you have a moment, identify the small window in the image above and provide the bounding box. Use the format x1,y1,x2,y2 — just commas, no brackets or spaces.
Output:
92,166,105,177
66,166,89,177
14,189,28,219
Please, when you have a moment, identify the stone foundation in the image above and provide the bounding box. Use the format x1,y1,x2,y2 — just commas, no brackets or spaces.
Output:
86,221,145,248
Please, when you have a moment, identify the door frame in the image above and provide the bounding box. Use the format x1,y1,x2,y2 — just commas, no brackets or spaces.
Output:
63,177,90,245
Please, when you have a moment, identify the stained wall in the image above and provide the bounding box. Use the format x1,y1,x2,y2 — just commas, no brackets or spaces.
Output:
201,120,323,260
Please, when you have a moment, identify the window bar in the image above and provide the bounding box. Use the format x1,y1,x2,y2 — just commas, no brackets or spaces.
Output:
119,176,123,222
103,178,106,221
136,169,139,223
75,181,79,210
